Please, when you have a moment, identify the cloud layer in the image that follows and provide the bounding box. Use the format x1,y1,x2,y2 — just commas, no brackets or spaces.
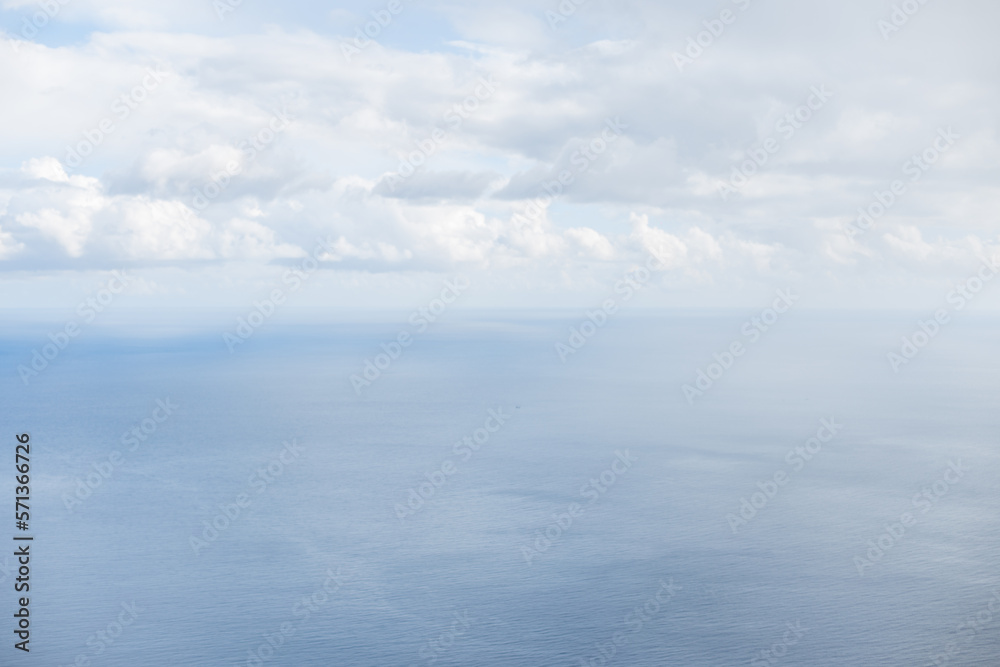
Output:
1,0,998,307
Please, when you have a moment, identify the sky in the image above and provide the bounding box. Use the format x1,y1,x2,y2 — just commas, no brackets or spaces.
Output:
0,0,998,311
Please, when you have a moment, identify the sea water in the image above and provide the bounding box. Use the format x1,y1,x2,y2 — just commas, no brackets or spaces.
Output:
1,309,997,666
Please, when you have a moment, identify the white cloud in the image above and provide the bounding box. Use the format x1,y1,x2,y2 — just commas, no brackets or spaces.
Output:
564,227,616,261
0,0,997,307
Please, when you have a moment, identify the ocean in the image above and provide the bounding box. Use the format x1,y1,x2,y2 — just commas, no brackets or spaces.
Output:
2,309,998,666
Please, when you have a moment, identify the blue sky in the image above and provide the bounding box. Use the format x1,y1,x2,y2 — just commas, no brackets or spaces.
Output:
1,0,999,310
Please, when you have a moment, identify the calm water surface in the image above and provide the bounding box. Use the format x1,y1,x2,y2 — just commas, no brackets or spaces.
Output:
1,310,997,666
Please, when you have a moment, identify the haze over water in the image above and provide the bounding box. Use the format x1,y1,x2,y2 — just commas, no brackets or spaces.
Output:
3,310,998,666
